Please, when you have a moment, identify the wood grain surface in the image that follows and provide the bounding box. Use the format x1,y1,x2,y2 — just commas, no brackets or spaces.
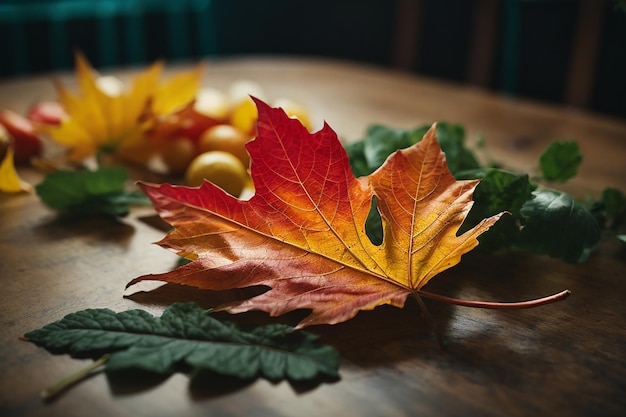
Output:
1,57,625,417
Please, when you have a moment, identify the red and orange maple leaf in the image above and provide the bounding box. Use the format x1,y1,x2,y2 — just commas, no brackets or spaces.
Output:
128,99,504,328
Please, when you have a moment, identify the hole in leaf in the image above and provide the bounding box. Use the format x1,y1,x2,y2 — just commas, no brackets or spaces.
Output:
365,196,383,246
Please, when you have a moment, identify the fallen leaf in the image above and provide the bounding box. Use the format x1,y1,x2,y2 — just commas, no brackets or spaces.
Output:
0,146,32,193
35,167,149,217
539,140,582,183
128,99,503,328
22,303,339,382
41,53,202,162
519,189,600,263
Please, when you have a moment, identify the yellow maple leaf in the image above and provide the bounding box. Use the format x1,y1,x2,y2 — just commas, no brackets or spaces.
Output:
42,53,202,162
0,147,32,193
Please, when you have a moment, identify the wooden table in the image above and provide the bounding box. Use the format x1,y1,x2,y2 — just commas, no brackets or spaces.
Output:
1,57,625,417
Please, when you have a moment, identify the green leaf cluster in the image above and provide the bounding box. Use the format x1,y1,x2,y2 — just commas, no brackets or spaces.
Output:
345,123,623,263
35,167,150,217
24,303,340,382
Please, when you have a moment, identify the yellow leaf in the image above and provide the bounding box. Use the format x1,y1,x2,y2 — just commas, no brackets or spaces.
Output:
0,147,32,193
44,53,199,162
151,64,204,117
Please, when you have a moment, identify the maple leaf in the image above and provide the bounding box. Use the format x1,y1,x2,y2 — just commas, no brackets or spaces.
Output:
128,99,503,328
41,52,202,162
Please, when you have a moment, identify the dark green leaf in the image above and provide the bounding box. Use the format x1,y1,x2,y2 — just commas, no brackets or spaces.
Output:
348,123,615,262
434,123,481,175
539,140,582,183
468,169,536,216
344,140,369,177
460,169,536,250
365,197,383,245
23,303,340,381
585,187,626,233
519,189,601,263
35,167,150,217
347,122,479,178
362,124,426,174
602,187,626,220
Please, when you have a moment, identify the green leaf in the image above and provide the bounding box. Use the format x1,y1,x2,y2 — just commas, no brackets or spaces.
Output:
460,169,537,250
349,122,480,177
602,187,626,221
618,234,626,244
23,303,340,382
519,189,601,263
344,140,370,177
539,140,582,183
362,124,426,174
434,123,481,175
467,169,536,216
347,123,617,263
35,167,150,217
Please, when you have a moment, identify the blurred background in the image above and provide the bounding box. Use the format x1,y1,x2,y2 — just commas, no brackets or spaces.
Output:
1,0,625,120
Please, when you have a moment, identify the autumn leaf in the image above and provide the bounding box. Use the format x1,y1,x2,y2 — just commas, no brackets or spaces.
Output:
41,52,202,162
128,99,503,328
0,146,32,193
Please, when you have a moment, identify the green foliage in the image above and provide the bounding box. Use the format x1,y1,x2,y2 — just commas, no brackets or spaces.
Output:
519,190,601,263
539,140,582,182
345,122,479,178
597,187,626,230
458,169,536,250
433,123,481,175
345,124,425,176
35,167,149,217
23,303,340,381
346,122,621,262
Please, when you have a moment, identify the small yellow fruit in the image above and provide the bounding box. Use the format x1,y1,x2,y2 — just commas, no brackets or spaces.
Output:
198,124,251,167
162,137,196,174
115,133,156,165
273,97,313,131
194,88,230,120
185,151,248,196
229,98,258,135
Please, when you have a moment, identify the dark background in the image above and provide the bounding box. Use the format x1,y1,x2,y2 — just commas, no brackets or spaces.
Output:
1,0,625,120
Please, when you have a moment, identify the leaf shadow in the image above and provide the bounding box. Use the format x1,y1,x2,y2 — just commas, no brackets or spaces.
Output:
106,369,172,396
103,366,337,401
314,250,574,377
33,212,135,247
188,370,340,401
123,249,570,390
188,372,255,399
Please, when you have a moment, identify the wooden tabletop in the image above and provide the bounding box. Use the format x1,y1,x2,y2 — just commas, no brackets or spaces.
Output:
1,56,625,417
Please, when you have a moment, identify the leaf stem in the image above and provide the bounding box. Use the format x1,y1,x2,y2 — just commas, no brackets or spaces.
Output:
41,354,110,401
417,289,571,309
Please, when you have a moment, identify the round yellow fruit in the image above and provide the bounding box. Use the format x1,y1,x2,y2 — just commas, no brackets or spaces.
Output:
197,124,251,167
229,98,258,136
185,150,248,196
161,137,196,174
273,97,313,130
